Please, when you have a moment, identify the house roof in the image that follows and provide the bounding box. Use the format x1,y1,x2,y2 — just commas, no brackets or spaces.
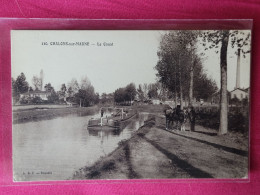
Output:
230,88,248,93
244,87,250,92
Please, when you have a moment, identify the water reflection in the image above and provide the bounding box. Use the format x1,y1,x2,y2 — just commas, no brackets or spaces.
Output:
13,112,148,181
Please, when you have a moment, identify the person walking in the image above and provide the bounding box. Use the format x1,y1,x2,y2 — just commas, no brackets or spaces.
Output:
188,106,196,131
101,108,104,117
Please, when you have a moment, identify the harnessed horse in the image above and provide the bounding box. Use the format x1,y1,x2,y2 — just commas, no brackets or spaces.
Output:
164,107,188,131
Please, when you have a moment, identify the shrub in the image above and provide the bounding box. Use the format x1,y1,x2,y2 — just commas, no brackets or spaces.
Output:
20,96,32,104
195,106,249,133
31,96,43,104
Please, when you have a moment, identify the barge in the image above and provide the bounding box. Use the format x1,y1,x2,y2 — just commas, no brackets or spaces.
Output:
87,107,137,130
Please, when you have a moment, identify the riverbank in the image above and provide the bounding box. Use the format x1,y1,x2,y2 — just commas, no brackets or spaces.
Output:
12,104,161,124
73,114,248,179
12,105,100,124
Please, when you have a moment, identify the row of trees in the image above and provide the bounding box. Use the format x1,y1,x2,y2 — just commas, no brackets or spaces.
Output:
155,30,250,134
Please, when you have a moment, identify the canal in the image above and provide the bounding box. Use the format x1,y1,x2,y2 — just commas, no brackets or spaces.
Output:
12,111,149,181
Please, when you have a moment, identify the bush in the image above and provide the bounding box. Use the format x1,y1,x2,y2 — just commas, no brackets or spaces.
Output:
195,106,249,133
20,96,32,104
31,96,43,104
47,92,59,103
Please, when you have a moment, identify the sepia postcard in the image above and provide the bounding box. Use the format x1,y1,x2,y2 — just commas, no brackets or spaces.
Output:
11,30,251,181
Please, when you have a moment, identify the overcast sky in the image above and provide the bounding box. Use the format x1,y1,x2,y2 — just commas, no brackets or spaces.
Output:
11,30,251,94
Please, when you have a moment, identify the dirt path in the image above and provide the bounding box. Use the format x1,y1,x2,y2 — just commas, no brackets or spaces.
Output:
73,115,248,180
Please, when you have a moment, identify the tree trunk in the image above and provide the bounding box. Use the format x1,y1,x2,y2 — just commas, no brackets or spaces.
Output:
175,63,178,107
219,30,229,135
180,80,183,109
189,56,194,107
179,55,183,109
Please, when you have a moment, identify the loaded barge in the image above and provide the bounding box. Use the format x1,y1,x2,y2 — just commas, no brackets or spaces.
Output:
87,107,137,130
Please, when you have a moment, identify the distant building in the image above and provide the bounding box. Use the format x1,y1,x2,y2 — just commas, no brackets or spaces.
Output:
20,90,51,101
230,88,249,101
151,99,161,105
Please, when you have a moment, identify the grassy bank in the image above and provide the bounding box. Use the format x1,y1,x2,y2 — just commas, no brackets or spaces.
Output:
13,106,100,124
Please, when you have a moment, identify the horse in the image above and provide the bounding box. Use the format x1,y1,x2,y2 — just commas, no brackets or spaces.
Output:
178,108,188,131
164,108,174,130
164,106,189,131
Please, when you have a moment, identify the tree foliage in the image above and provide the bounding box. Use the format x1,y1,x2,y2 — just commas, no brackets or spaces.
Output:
14,73,29,94
114,83,136,104
147,84,158,99
74,76,99,107
12,73,29,103
67,78,79,97
44,83,55,92
32,75,41,90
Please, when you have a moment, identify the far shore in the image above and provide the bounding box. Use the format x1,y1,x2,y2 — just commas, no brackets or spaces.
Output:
12,104,164,124
12,104,73,111
12,105,100,124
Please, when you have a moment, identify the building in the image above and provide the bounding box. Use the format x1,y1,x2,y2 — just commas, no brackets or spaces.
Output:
230,88,249,101
20,90,51,101
151,99,161,105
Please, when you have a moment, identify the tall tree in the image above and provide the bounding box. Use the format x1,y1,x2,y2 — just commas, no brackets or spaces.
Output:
147,83,158,99
32,75,41,90
142,83,149,99
15,73,29,94
114,83,136,105
137,84,145,101
73,76,97,107
125,83,136,104
80,76,92,90
219,30,230,135
44,83,55,92
101,93,107,104
67,78,79,97
114,88,126,104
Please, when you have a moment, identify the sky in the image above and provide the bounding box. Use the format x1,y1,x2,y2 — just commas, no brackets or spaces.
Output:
11,30,251,94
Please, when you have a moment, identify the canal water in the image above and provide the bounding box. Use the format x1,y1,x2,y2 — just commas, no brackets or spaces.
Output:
12,112,148,181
